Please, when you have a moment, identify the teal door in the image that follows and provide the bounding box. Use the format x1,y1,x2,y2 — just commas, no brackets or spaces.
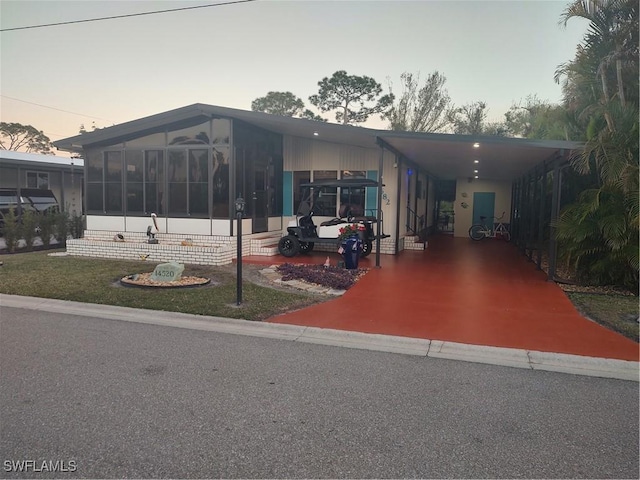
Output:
473,192,495,225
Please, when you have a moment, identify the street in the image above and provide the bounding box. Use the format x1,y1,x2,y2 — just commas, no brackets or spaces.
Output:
1,306,638,479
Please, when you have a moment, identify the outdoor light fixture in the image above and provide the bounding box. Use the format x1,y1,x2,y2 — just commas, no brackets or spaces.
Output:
235,197,245,305
473,143,480,148
473,159,479,164
474,175,479,179
313,131,319,136
474,170,478,173
235,197,245,214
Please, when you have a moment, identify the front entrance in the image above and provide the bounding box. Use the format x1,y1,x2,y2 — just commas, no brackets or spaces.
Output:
252,168,268,233
472,192,495,225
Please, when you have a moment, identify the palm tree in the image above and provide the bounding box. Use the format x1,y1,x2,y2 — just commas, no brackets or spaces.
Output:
554,0,639,290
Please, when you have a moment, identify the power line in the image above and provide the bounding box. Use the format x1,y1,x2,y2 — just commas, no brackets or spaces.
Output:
0,0,258,32
0,95,110,121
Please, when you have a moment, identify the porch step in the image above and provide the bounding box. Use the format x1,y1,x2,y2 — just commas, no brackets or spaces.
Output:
250,233,283,256
404,235,426,251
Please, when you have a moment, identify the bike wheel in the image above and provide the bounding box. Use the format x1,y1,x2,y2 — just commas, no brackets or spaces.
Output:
469,225,485,241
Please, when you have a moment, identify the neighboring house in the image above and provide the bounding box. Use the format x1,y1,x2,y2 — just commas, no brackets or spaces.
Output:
53,104,580,266
0,150,84,217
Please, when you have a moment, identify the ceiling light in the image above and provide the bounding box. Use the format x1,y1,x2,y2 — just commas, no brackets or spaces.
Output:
473,143,480,148
473,159,479,164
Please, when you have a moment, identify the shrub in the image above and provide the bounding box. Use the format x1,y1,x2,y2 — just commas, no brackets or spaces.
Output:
54,209,70,246
70,212,85,239
38,212,56,248
1,207,20,253
20,209,39,251
276,263,365,290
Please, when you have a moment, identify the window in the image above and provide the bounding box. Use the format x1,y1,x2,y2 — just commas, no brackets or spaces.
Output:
26,171,50,189
105,151,123,213
212,118,230,144
188,149,208,216
168,121,211,146
165,148,210,217
168,150,187,214
145,151,164,215
86,150,104,211
125,150,143,213
211,146,230,218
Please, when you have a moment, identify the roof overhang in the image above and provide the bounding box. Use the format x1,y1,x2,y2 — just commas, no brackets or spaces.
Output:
53,103,581,182
0,150,84,170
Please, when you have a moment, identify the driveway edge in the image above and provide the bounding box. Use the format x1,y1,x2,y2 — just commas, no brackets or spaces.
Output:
2,294,637,381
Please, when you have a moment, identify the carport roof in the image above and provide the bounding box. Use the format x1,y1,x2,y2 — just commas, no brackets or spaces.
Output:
54,103,581,182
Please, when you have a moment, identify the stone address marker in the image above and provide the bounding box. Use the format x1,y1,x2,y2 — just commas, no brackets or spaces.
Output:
150,262,185,282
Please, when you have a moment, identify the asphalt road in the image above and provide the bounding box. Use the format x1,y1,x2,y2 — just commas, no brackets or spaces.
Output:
1,307,638,479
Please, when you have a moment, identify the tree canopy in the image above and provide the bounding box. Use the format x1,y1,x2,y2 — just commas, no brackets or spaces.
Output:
385,71,454,133
447,101,490,135
503,95,570,140
0,122,54,154
251,91,306,117
251,91,326,121
309,70,394,125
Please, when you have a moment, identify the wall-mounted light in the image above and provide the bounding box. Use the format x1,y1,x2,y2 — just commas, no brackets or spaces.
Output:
473,143,480,148
313,131,319,136
473,159,479,164
474,170,478,173
474,175,479,179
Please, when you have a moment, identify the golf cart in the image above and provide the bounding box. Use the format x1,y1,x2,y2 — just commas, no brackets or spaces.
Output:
278,178,387,258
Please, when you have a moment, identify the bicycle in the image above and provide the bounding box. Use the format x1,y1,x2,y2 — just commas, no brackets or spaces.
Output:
468,211,511,241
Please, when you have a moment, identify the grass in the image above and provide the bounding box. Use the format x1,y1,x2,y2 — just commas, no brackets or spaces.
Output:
0,250,324,321
566,292,639,342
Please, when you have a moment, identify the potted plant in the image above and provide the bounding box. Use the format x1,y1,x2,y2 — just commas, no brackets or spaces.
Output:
337,223,365,269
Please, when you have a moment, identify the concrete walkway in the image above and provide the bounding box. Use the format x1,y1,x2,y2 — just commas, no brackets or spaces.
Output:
248,235,639,362
1,294,637,381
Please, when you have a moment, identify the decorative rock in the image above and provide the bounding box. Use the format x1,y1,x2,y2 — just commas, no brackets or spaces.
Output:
150,262,184,282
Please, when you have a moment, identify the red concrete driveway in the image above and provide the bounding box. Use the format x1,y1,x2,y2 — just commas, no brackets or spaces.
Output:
246,235,638,361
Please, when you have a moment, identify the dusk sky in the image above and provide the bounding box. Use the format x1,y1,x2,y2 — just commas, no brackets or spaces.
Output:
1,0,587,156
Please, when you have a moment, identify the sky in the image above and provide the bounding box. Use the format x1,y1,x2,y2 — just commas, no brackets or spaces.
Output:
0,0,588,157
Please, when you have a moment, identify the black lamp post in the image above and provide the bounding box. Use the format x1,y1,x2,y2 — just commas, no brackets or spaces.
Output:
235,197,245,306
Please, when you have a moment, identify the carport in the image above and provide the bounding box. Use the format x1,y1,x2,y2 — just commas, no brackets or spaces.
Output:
373,131,581,280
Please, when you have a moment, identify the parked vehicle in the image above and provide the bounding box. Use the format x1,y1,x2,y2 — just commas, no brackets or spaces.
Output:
0,188,59,232
278,178,388,258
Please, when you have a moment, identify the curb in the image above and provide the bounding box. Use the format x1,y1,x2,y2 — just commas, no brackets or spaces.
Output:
1,294,638,382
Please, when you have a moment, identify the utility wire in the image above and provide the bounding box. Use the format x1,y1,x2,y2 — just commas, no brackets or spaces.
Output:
0,0,257,32
0,95,110,121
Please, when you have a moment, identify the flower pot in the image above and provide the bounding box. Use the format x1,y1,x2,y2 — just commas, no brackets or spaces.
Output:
341,235,361,270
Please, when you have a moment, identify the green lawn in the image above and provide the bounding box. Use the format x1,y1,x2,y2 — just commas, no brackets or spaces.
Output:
0,250,323,321
566,292,639,342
